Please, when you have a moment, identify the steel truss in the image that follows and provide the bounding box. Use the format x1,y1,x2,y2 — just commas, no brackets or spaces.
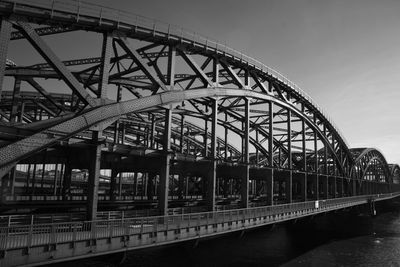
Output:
0,0,397,216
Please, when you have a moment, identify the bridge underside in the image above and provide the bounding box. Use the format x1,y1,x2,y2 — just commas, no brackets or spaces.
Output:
0,1,399,266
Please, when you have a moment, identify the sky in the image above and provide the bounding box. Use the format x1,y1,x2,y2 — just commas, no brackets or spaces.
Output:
12,0,400,164
82,0,399,163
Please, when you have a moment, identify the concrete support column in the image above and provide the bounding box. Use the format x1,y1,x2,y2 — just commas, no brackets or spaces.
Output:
87,131,102,221
158,108,172,215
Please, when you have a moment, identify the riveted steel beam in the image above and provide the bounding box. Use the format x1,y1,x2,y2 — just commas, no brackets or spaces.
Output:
98,33,113,99
115,38,168,92
178,47,213,87
0,18,11,102
24,78,64,113
15,20,97,107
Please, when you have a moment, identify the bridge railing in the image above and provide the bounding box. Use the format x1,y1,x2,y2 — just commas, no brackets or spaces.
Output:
3,0,348,147
2,194,396,251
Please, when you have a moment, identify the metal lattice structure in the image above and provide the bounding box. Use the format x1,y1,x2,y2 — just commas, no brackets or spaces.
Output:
0,0,398,219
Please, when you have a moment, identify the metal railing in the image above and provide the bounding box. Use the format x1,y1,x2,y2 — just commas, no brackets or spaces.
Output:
2,0,349,148
2,193,398,251
0,206,211,227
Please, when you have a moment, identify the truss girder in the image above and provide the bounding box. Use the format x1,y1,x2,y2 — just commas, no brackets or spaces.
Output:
0,0,395,187
1,87,346,175
350,148,391,182
14,19,97,107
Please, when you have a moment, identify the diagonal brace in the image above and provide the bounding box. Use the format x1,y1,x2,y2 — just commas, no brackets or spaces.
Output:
16,19,97,107
115,38,168,92
177,47,213,87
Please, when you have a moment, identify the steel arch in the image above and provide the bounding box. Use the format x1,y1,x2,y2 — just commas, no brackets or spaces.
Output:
0,0,396,200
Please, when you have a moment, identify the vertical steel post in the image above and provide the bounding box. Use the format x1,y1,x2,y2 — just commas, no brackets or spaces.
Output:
62,161,72,201
267,100,274,205
30,164,37,201
53,163,58,196
0,18,11,102
301,110,307,201
167,45,176,90
110,169,118,201
206,98,218,211
255,130,259,164
10,78,21,122
241,98,249,208
86,32,111,220
314,114,319,200
224,113,228,160
87,131,102,221
180,115,184,153
98,33,111,98
204,118,208,157
118,172,123,198
159,108,172,215
213,57,219,86
286,109,292,203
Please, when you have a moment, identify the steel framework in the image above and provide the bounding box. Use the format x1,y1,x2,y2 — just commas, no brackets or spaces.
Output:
0,0,398,219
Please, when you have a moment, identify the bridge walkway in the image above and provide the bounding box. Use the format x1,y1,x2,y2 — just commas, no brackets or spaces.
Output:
1,193,399,266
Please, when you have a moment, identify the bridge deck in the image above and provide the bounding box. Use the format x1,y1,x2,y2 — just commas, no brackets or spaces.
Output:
1,193,399,266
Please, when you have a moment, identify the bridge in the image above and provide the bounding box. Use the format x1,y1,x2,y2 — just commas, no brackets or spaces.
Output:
0,0,399,266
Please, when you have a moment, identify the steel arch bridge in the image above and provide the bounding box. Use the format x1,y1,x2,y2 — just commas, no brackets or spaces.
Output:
0,1,400,266
0,0,399,217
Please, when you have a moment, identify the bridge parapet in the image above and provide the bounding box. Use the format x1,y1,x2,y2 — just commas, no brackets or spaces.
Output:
1,193,400,266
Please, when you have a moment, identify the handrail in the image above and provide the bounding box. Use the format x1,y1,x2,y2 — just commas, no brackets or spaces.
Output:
2,0,349,148
2,193,399,252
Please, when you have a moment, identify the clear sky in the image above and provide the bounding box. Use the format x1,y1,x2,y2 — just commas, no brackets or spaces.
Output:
83,0,400,164
13,0,399,164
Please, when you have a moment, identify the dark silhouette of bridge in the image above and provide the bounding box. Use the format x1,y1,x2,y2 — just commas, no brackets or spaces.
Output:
0,1,399,266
